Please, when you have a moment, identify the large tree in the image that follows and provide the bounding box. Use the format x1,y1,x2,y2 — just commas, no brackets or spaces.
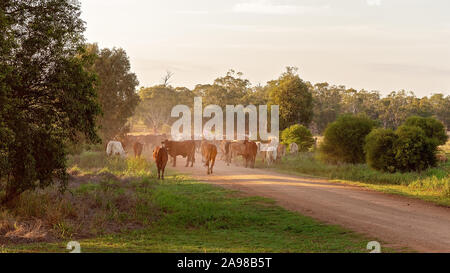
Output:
428,94,450,129
0,0,101,204
135,85,178,133
194,70,251,108
267,67,313,130
310,83,343,134
85,43,139,142
378,90,417,129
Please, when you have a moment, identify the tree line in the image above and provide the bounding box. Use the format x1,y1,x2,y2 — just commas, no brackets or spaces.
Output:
133,68,449,135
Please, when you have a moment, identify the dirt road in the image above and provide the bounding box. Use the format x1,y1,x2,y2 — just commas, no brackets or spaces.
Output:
169,156,450,253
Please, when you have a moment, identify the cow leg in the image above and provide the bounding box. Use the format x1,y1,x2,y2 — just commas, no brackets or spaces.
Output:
191,154,195,167
210,157,215,174
161,166,165,180
173,156,176,167
206,161,210,174
157,167,160,179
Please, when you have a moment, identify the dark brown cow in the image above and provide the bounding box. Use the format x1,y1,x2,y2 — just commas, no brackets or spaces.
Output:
245,140,258,168
153,146,168,180
133,142,143,158
202,143,217,175
163,139,196,167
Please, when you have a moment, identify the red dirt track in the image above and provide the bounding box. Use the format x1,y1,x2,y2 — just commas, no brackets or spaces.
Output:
170,155,450,253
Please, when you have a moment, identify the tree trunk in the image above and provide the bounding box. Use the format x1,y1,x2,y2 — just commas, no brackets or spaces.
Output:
1,184,21,207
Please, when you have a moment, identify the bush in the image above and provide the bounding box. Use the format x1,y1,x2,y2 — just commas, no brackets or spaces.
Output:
365,129,398,172
281,124,315,152
394,125,437,172
320,114,377,164
403,116,448,146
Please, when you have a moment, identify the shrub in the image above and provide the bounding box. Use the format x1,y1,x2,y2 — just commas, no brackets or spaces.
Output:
365,129,398,172
403,116,448,146
281,124,315,152
394,125,437,172
320,114,377,164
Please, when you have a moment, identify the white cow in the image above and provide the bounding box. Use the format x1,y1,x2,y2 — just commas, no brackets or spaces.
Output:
289,143,299,155
260,143,277,165
106,141,126,157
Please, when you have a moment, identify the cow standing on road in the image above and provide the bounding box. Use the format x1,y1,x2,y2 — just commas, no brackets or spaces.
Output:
163,139,196,167
202,143,217,174
153,146,168,180
228,140,257,168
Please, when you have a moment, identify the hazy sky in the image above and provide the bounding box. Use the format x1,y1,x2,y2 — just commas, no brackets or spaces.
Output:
80,0,450,97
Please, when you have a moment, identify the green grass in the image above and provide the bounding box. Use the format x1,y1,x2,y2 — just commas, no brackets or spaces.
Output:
259,152,450,206
67,150,153,177
3,174,394,253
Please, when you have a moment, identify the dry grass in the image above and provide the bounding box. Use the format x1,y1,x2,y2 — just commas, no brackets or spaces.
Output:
0,152,159,245
439,138,450,154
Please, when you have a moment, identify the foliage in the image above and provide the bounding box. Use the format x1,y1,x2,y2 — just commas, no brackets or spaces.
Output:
394,125,437,172
85,43,140,142
135,85,179,133
320,114,377,164
129,68,449,137
377,90,422,129
0,0,101,204
427,94,450,129
281,124,314,152
402,116,448,146
365,116,445,173
267,67,313,130
365,129,398,172
340,89,380,120
310,83,342,134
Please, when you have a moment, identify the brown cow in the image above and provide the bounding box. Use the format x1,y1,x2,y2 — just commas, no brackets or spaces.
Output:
202,143,217,174
228,140,257,168
133,142,143,158
153,146,168,180
163,139,196,167
245,140,258,168
228,141,245,166
276,143,286,162
219,140,228,161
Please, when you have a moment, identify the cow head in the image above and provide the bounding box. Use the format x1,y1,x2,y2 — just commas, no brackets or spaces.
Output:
162,139,170,149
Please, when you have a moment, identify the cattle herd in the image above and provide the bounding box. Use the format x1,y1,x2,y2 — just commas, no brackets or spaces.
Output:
106,133,298,178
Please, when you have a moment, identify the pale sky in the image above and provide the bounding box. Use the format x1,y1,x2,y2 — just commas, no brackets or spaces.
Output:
80,0,450,97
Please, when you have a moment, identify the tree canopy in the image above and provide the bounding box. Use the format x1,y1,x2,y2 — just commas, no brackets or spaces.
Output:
85,43,140,142
0,0,101,204
267,67,313,130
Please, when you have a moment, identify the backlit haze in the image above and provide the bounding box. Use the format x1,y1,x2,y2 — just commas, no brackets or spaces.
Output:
80,0,450,97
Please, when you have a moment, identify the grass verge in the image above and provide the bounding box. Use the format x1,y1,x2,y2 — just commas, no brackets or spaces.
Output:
257,152,450,206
